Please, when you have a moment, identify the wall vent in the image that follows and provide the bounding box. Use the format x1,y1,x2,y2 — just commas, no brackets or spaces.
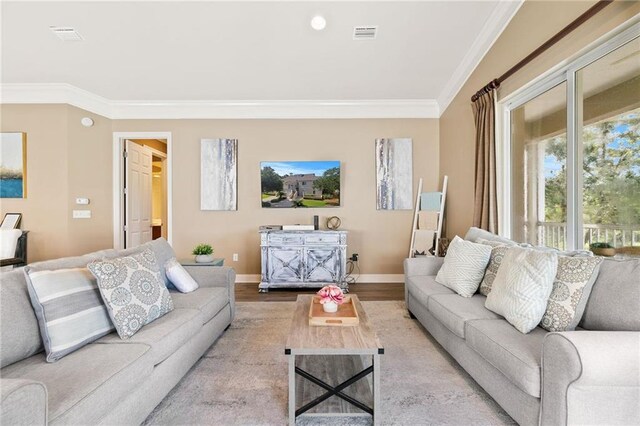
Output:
353,26,377,40
50,26,83,41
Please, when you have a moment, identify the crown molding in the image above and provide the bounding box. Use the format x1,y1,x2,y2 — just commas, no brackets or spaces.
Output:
437,0,523,114
0,83,439,119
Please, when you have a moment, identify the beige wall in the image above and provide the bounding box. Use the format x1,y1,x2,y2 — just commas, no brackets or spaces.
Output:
113,119,439,274
0,104,112,261
1,107,438,275
439,0,640,239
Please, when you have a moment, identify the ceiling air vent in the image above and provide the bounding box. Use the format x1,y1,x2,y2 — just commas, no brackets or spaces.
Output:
49,26,83,41
353,26,377,40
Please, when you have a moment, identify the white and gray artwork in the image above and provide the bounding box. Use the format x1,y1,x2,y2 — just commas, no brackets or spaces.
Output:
201,138,238,210
375,138,413,210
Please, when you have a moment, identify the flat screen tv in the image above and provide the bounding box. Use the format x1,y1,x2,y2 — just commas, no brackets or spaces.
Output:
261,161,340,208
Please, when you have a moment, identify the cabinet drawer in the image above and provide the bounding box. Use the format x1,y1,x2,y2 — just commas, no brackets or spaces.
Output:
304,234,340,245
268,234,304,245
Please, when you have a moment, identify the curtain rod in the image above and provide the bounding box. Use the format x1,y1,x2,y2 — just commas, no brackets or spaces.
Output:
471,0,614,102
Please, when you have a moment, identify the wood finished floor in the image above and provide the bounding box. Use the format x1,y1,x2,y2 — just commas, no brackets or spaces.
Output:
235,282,404,302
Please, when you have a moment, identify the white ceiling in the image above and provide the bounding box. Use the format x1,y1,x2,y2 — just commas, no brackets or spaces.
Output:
0,1,522,118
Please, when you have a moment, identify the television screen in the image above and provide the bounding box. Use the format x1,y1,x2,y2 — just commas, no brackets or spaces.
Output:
261,161,340,208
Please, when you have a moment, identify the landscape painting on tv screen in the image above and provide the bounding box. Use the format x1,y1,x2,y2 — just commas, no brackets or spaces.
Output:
261,161,340,208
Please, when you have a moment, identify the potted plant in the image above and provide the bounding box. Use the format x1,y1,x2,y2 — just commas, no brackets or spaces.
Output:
589,242,615,257
317,285,345,313
192,243,214,263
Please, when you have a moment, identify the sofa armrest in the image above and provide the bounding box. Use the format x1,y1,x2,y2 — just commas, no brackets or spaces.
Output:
1,378,47,425
403,257,444,277
183,265,236,320
541,331,640,426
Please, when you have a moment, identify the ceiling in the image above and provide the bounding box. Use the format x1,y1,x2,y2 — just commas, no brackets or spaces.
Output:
0,1,522,118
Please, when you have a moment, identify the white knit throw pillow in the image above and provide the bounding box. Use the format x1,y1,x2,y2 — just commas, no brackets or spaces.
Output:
435,236,492,297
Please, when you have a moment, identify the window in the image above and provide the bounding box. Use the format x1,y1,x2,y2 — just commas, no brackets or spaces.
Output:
503,23,640,250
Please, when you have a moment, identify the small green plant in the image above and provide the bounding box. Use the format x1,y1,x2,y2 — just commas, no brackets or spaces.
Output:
590,242,613,249
192,244,214,256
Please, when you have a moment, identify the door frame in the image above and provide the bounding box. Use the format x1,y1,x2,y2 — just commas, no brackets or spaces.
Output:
112,132,173,249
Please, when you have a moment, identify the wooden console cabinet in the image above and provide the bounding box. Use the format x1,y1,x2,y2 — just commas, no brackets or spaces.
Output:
259,230,348,293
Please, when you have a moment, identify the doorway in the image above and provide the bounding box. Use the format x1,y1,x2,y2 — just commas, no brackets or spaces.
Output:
112,132,172,250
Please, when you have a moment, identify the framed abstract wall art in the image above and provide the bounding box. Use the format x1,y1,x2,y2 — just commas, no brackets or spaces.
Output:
0,132,27,198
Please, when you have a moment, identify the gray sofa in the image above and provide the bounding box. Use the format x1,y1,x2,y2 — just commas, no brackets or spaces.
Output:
0,238,236,425
404,231,640,426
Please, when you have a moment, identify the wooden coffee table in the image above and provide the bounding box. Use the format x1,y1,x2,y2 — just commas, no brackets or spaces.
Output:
285,294,383,425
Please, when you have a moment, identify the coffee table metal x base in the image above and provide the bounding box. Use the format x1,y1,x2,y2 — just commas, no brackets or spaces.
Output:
294,365,374,417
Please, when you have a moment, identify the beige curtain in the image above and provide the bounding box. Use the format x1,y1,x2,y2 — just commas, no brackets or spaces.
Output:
471,90,498,233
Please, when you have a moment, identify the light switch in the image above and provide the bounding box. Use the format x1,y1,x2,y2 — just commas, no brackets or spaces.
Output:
73,210,91,219
75,198,90,205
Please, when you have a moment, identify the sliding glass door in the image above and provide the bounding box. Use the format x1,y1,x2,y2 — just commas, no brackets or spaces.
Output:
505,24,639,250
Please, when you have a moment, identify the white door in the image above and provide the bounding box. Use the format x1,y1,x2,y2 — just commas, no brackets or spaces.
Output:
125,140,153,248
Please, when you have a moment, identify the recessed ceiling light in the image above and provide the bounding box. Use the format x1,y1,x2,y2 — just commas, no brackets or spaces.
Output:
310,16,326,31
50,26,83,41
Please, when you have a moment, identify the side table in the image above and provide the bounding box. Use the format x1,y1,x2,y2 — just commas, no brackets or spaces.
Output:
179,258,225,267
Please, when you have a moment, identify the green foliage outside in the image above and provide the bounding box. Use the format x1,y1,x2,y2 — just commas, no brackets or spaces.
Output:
261,166,283,193
313,167,340,196
543,108,640,234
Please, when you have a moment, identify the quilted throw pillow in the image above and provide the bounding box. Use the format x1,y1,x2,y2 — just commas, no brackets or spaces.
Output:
485,246,558,333
24,267,115,362
540,256,603,332
88,249,174,339
435,236,492,297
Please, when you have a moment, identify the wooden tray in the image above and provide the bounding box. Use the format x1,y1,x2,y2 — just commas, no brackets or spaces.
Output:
308,295,359,326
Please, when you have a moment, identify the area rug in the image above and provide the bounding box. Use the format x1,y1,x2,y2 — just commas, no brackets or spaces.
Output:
143,301,515,425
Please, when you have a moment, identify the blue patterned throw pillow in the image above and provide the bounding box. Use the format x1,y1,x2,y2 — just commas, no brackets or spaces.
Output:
88,248,173,339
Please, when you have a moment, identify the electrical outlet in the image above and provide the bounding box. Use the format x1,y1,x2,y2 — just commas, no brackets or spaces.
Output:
72,210,91,219
350,253,359,262
233,253,239,262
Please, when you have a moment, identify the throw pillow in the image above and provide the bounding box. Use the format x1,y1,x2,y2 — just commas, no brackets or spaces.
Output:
87,249,174,339
165,258,199,293
485,246,558,333
540,256,603,332
435,236,492,297
478,244,509,297
24,267,115,362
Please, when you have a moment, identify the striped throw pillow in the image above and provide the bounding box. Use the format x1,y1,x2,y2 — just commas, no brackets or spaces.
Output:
24,267,115,362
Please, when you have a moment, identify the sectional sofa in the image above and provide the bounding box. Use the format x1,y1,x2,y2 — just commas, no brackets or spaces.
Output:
0,238,236,425
404,229,640,426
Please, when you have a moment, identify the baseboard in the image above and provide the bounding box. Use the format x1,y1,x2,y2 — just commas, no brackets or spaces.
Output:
235,274,404,284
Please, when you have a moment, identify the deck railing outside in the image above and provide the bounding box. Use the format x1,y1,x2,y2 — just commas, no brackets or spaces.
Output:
536,222,640,250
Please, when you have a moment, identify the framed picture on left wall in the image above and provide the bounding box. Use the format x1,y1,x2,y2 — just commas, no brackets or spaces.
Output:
0,132,27,198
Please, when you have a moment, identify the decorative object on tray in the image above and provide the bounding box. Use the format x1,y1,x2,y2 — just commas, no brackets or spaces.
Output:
0,132,27,198
192,243,214,263
317,285,345,313
375,138,413,210
589,242,615,257
201,138,237,211
308,293,359,326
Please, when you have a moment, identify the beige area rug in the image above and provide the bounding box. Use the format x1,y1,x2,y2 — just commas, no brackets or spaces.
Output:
144,301,515,425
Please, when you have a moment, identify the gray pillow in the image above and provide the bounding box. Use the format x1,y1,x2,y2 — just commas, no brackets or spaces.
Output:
88,249,173,339
24,267,115,362
580,258,640,331
464,227,516,245
478,245,509,296
540,256,603,332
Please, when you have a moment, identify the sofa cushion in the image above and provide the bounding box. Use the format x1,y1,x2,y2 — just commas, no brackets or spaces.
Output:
580,258,640,331
466,319,547,397
88,249,174,339
0,270,43,368
0,378,47,426
24,266,114,362
170,287,228,324
1,342,152,424
485,246,558,333
95,308,201,365
427,294,501,339
406,275,455,308
435,236,492,297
